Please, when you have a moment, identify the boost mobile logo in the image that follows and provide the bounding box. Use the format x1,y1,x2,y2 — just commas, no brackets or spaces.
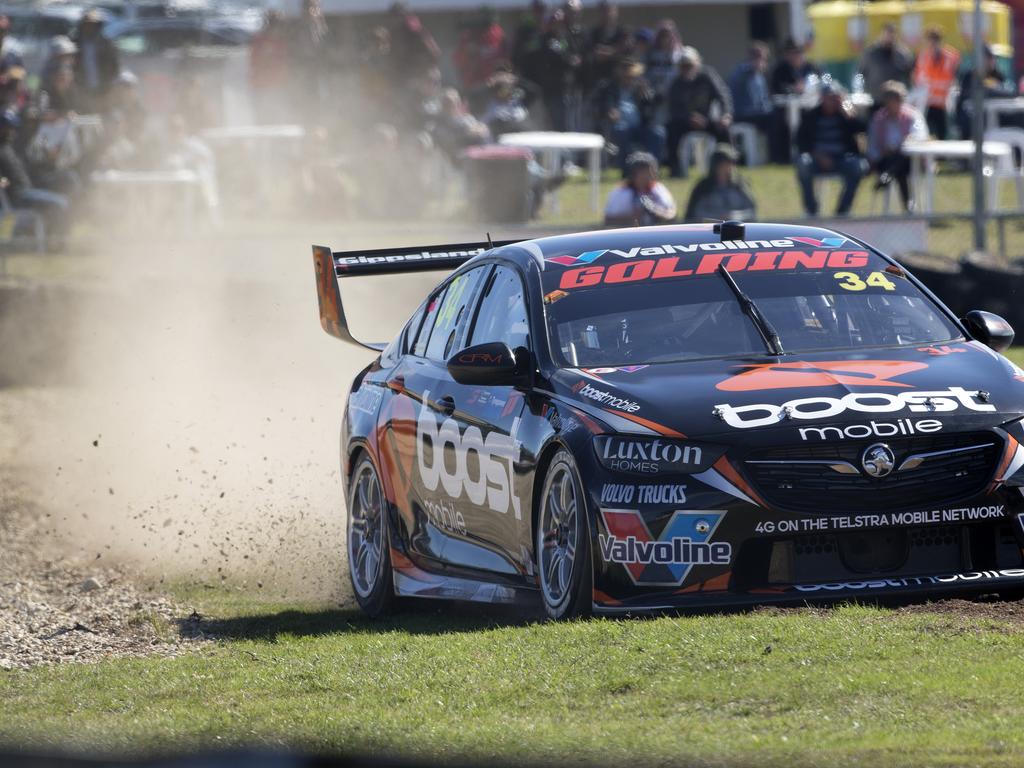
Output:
417,391,522,518
714,387,995,429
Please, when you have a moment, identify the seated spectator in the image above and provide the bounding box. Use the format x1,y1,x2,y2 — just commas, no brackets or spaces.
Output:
684,143,756,222
107,71,147,145
794,83,866,216
665,46,732,177
868,80,926,212
0,66,28,115
27,65,83,195
433,88,490,160
604,150,676,225
729,42,781,161
0,110,70,238
644,21,683,96
957,44,1014,139
36,61,82,115
480,71,538,137
771,38,819,96
593,57,664,170
0,16,23,75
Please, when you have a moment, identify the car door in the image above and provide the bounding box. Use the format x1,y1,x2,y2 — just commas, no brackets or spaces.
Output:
426,264,533,577
384,265,494,568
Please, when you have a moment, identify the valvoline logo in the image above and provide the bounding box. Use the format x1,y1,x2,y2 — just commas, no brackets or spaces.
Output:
600,509,730,586
790,236,848,249
547,250,607,267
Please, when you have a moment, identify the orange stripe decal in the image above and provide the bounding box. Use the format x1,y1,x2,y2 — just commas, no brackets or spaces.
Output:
713,455,768,507
604,409,686,438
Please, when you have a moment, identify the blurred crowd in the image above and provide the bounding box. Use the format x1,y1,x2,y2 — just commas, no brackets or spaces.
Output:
0,0,1018,246
259,0,1014,224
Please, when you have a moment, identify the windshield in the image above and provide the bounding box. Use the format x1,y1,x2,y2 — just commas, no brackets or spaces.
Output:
543,250,961,367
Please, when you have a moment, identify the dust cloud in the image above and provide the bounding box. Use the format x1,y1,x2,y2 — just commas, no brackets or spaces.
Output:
7,224,440,603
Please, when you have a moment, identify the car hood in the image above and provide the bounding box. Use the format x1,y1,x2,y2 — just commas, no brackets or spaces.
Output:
551,341,1024,442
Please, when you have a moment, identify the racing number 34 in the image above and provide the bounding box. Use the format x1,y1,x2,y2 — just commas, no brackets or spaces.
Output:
834,271,897,292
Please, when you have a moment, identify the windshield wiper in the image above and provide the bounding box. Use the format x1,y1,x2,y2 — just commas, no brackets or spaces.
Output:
717,264,785,356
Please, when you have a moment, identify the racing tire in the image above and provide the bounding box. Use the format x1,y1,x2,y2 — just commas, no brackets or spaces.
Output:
347,454,395,617
535,449,593,620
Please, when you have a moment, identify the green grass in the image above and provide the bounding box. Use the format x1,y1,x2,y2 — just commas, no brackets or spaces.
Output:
3,594,1024,767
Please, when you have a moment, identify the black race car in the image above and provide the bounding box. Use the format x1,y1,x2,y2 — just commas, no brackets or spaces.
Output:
311,222,1024,619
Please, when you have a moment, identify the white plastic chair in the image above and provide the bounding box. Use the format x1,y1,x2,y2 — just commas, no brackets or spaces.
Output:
729,123,765,166
678,131,715,177
984,127,1024,211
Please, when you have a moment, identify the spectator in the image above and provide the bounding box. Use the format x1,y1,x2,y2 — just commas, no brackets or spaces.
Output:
684,143,756,222
292,0,329,114
857,24,913,108
913,26,960,139
665,46,732,176
27,65,83,195
41,36,77,88
604,150,676,225
107,71,147,145
633,28,654,63
558,0,587,130
511,0,547,75
868,80,927,212
644,21,683,95
453,7,508,93
0,16,23,75
249,10,291,125
0,110,70,237
519,9,581,131
957,44,1014,139
36,62,81,117
593,57,664,169
72,9,119,111
729,42,779,159
794,83,866,216
433,88,490,160
0,66,29,116
588,1,624,88
389,2,441,86
771,38,819,95
481,71,538,136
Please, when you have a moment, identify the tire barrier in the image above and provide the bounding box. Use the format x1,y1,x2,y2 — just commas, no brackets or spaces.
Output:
895,252,1024,344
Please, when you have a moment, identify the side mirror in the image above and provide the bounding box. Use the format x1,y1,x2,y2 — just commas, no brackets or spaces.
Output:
447,341,525,386
962,310,1015,353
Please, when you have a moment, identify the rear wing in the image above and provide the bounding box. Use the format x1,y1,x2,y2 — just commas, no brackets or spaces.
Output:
312,240,517,351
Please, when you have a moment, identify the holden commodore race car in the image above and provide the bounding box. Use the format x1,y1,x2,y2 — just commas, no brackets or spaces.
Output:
311,222,1024,619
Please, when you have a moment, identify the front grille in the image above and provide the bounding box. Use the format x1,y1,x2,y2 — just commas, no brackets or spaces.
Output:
744,432,1002,513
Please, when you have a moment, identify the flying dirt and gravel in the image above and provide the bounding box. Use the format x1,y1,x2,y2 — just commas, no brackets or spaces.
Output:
0,217,442,668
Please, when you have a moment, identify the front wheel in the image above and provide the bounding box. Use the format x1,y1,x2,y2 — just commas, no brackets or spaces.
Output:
348,454,394,617
536,449,592,620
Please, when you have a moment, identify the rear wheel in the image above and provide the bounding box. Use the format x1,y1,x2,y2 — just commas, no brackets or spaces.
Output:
536,449,592,620
348,454,394,616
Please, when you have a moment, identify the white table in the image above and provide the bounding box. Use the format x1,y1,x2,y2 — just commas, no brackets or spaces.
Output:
200,124,306,209
903,139,1012,212
498,131,605,213
983,97,1024,129
90,169,202,227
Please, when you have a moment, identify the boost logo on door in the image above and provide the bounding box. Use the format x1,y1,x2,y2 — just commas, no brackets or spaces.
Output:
417,391,523,519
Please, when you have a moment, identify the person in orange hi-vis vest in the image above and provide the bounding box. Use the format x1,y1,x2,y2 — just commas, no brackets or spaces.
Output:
913,26,962,139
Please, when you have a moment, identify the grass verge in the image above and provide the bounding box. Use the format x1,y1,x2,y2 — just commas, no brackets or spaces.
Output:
2,595,1024,767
